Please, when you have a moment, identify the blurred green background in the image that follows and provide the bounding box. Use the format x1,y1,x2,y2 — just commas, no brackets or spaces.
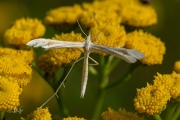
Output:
1,0,180,119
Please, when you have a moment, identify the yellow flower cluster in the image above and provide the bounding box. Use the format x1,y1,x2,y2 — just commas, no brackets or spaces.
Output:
45,4,82,25
89,25,126,55
0,56,32,87
37,31,83,74
101,108,144,120
44,0,157,28
0,76,22,111
125,30,165,65
134,71,180,115
21,107,52,120
0,47,34,64
4,18,45,47
174,61,180,73
63,116,85,120
115,0,157,27
80,1,121,28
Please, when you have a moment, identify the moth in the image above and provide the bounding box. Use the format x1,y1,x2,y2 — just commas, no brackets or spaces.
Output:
27,32,145,98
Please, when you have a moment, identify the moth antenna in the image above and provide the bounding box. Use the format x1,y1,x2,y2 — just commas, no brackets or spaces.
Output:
77,20,87,37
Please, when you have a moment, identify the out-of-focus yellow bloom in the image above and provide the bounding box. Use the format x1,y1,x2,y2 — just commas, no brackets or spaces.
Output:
37,31,83,74
125,30,165,65
45,4,82,25
0,56,32,87
80,1,121,28
174,61,180,73
0,47,34,64
134,83,170,115
153,72,175,92
21,107,52,120
113,0,157,27
89,25,126,55
101,108,144,120
4,18,45,47
169,72,180,100
0,76,22,111
153,72,180,100
63,116,85,120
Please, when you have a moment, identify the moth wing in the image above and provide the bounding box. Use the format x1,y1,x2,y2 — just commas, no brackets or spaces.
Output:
27,38,84,50
92,45,145,63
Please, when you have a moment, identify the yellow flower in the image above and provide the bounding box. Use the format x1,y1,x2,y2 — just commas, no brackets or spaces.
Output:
0,76,22,111
89,25,126,55
125,30,165,65
80,1,121,28
134,84,170,115
37,31,83,74
4,18,45,47
101,108,144,120
21,107,52,120
0,56,32,87
114,0,157,27
174,61,180,73
45,4,83,25
63,116,85,120
0,47,34,64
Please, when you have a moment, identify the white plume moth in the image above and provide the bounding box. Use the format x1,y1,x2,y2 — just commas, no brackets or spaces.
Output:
27,22,145,108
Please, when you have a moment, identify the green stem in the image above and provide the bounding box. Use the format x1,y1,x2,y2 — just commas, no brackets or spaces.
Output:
53,67,70,117
153,114,162,120
105,63,140,90
164,102,179,120
92,56,112,120
171,102,180,120
0,111,4,120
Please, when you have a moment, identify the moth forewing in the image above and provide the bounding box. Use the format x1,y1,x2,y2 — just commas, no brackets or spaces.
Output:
92,44,145,63
26,38,85,50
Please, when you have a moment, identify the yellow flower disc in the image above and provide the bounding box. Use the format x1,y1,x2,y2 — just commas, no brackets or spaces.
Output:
89,25,126,56
101,108,144,120
4,18,45,47
0,76,22,111
125,30,165,65
134,84,170,115
37,31,83,74
45,4,83,25
63,116,85,120
21,107,52,120
174,61,180,73
0,56,32,87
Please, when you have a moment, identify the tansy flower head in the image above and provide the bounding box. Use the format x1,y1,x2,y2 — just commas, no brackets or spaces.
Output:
4,18,45,48
125,30,165,65
174,61,180,73
0,47,34,64
37,31,83,74
101,107,144,120
115,0,157,27
0,56,32,87
45,4,83,25
134,84,170,115
89,25,126,56
63,116,85,120
21,107,52,120
80,1,121,28
0,76,22,111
